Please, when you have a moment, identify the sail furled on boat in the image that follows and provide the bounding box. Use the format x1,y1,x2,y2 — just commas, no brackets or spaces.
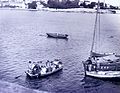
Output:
90,0,101,56
90,52,107,57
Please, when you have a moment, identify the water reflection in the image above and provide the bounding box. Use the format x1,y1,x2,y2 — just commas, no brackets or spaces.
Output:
1,10,120,93
81,77,104,88
25,70,63,90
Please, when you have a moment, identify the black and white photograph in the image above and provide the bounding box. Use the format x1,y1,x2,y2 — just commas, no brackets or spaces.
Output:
0,0,120,93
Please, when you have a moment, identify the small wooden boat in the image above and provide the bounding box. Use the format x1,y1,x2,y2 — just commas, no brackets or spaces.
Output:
25,59,63,78
46,33,68,39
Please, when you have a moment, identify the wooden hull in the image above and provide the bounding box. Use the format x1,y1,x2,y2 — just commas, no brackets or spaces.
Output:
46,33,68,39
25,66,63,78
85,71,120,79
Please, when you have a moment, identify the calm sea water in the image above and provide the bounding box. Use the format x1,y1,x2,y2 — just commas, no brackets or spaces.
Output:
0,9,120,93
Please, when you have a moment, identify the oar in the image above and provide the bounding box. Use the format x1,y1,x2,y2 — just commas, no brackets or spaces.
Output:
15,72,25,79
15,75,22,79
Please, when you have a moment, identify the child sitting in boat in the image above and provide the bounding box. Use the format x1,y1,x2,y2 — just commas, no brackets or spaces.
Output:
28,61,41,75
53,60,62,69
46,67,53,72
41,66,47,74
32,63,41,75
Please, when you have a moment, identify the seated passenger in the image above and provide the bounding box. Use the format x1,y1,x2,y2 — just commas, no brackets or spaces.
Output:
32,64,41,74
41,66,47,74
55,64,59,69
86,57,92,64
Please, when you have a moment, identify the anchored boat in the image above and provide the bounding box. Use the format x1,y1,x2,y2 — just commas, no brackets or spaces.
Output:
82,1,120,79
46,33,68,39
83,52,120,79
25,59,63,78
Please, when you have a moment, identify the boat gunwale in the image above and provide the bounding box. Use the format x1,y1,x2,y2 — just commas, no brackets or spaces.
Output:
25,66,63,78
46,33,68,39
85,71,120,78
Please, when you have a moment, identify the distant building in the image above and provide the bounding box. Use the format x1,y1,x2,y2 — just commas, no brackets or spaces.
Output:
0,0,26,8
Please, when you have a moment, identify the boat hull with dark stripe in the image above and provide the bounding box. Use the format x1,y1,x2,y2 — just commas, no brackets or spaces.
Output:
46,33,68,39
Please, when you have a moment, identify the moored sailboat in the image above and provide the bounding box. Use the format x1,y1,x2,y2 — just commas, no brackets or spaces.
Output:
82,0,120,79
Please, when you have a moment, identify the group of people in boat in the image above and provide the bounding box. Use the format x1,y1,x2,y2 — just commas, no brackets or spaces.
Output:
28,59,62,75
85,57,97,71
85,53,120,72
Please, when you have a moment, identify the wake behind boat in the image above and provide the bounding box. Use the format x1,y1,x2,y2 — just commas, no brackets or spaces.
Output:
46,33,68,39
82,0,120,79
25,59,63,78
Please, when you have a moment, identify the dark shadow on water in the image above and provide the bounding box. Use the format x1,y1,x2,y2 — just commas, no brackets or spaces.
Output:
81,76,104,88
25,70,63,80
81,76,120,89
109,79,120,86
47,37,69,41
25,70,63,90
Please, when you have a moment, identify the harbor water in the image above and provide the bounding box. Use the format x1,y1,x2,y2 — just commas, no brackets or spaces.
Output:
0,9,120,93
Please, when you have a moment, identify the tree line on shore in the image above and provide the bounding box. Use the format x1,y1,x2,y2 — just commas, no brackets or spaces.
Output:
0,0,119,10
39,0,119,9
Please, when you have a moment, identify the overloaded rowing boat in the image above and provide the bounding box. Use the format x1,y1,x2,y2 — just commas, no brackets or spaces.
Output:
25,59,63,78
46,33,68,39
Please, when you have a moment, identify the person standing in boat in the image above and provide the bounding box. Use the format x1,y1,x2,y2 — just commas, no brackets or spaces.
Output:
46,60,51,67
86,57,92,71
53,59,59,69
28,61,33,70
46,60,53,72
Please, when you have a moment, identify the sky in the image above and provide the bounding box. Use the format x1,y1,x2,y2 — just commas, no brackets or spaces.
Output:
106,0,119,6
89,0,120,6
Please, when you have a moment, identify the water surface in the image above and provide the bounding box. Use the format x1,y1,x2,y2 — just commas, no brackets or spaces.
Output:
0,10,120,93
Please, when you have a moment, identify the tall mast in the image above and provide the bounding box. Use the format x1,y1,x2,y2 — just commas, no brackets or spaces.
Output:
103,0,105,7
90,0,100,56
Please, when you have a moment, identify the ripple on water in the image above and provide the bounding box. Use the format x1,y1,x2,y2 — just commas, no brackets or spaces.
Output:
0,10,120,93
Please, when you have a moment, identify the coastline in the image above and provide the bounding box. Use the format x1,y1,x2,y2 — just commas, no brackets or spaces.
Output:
0,80,49,93
0,7,120,14
40,8,96,13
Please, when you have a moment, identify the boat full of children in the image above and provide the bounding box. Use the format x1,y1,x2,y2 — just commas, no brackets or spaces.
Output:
25,59,63,78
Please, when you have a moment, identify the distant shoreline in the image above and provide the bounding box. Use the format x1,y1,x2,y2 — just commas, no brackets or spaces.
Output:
0,7,120,14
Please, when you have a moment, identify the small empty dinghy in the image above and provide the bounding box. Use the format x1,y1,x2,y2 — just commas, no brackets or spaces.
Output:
46,33,68,39
25,59,63,78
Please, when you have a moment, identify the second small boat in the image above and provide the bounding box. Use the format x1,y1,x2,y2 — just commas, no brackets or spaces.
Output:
46,33,68,39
